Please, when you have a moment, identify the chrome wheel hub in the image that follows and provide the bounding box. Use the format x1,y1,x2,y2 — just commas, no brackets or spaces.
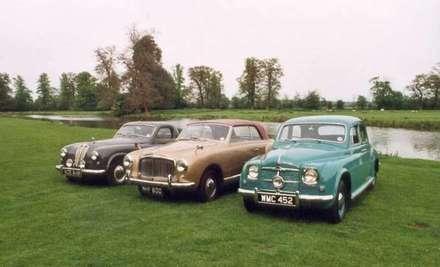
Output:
337,192,345,217
114,165,125,182
205,177,217,199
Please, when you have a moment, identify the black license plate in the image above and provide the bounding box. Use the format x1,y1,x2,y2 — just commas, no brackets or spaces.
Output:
258,193,296,206
64,169,82,178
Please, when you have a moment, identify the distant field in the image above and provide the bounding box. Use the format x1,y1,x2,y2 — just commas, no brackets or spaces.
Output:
3,109,440,131
1,117,439,266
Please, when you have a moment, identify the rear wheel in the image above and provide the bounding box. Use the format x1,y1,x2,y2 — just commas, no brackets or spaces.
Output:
328,180,348,223
197,170,220,202
107,160,126,185
243,197,257,212
369,160,379,190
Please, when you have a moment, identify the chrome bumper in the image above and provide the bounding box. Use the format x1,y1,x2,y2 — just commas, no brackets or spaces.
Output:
238,188,334,202
55,165,106,175
127,177,196,189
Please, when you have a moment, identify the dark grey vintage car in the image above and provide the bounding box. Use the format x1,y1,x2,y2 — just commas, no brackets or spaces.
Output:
56,121,180,185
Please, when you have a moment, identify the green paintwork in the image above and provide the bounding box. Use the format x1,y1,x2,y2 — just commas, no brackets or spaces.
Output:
239,115,379,210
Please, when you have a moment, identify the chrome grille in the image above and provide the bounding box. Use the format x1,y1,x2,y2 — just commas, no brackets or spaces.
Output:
73,144,89,167
140,157,175,178
261,166,300,181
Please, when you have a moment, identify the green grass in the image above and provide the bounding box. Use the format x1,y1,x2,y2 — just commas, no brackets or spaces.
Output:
144,109,440,131
1,118,439,266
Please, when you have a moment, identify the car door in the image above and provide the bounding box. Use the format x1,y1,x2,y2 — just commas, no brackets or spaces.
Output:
359,123,373,181
227,126,260,176
348,124,366,191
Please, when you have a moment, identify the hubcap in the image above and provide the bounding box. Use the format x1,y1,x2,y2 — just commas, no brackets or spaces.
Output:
337,192,346,217
205,177,217,199
114,165,125,182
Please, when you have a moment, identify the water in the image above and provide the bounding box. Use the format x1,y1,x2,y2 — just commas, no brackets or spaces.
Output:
24,114,440,161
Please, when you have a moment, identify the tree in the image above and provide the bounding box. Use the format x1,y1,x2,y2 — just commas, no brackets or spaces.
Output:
172,64,186,108
187,66,224,108
406,74,431,109
336,100,344,109
75,72,97,110
13,76,33,111
59,73,76,110
95,46,120,110
0,73,14,111
238,57,262,109
260,58,283,109
370,77,403,109
356,95,368,110
36,73,54,110
120,29,173,114
303,91,321,109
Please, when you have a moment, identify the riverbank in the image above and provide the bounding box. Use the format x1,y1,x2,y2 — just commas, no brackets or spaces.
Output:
3,109,440,131
0,117,439,265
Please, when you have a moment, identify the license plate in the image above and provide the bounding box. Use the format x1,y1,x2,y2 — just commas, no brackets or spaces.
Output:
258,193,296,206
151,187,163,195
64,169,82,178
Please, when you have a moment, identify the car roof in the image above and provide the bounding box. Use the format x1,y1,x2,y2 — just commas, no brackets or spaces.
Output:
284,115,362,126
188,119,270,139
122,121,175,127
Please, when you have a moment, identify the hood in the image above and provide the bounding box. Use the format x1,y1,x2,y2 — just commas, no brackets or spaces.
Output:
261,141,346,167
67,137,149,152
134,140,223,161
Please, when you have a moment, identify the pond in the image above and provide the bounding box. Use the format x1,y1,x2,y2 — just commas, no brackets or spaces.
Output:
24,114,440,161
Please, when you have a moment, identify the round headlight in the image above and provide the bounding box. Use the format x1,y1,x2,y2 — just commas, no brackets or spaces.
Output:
79,160,86,169
176,160,188,173
91,151,99,161
272,175,285,189
66,159,73,168
303,168,319,185
60,148,67,158
123,155,133,168
247,165,259,180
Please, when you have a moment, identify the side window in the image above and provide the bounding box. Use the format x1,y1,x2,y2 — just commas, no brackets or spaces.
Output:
359,124,369,143
249,126,262,140
231,126,251,142
350,126,360,145
157,127,172,139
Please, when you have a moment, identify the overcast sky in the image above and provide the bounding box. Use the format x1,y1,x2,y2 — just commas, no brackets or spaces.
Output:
0,0,439,101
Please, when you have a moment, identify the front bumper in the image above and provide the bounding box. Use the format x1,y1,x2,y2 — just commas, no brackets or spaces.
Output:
238,188,334,208
127,176,196,189
55,165,106,176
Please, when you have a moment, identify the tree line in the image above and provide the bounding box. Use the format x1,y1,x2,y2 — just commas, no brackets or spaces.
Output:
1,29,439,114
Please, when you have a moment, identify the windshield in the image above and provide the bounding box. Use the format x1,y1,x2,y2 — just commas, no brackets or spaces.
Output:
178,123,230,141
115,125,155,138
278,123,346,143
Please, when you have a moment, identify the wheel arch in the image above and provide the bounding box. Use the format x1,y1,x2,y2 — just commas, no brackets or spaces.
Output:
106,153,127,171
202,163,224,183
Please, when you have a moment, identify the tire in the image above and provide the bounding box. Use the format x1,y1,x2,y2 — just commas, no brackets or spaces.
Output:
197,169,220,202
66,176,79,183
368,161,379,190
107,159,126,185
243,197,257,212
328,179,349,223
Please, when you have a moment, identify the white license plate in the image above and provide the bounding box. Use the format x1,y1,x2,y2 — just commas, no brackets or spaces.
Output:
258,193,296,206
151,187,163,195
64,169,82,178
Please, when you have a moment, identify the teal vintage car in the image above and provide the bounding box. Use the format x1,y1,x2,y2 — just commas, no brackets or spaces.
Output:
238,116,379,223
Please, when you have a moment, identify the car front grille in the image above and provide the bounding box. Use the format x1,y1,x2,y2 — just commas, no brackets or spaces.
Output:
140,157,175,178
73,144,89,167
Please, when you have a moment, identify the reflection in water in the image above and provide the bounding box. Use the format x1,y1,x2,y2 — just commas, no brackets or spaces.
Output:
24,115,440,161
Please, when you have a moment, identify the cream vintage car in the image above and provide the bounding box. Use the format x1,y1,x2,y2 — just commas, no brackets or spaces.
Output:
123,120,271,202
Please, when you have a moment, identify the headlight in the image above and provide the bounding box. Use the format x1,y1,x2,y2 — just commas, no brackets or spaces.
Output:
303,168,319,185
66,159,73,168
247,165,259,180
91,151,99,161
123,155,133,168
176,160,188,172
79,160,86,169
60,148,67,158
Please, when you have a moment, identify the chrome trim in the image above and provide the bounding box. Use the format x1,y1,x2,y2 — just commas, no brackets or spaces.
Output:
127,177,195,188
299,194,333,201
238,188,334,201
261,166,300,172
56,165,106,175
262,179,298,184
224,174,240,181
351,176,374,199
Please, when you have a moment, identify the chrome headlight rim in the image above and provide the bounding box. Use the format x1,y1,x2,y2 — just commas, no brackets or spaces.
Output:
91,151,99,161
60,147,67,158
272,175,285,189
123,155,133,168
247,165,259,180
66,158,73,168
176,159,188,173
302,167,319,185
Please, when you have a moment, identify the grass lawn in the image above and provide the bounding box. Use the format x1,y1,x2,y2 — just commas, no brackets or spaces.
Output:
1,118,439,266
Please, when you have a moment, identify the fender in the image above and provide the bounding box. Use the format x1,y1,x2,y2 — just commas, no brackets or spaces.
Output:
334,167,350,194
106,152,127,171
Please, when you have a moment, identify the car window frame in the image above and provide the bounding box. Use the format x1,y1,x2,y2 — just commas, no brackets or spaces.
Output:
350,125,361,146
156,126,173,140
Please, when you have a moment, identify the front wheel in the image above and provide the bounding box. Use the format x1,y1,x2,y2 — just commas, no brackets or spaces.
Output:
328,180,349,223
107,160,126,185
197,170,220,202
243,197,257,212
